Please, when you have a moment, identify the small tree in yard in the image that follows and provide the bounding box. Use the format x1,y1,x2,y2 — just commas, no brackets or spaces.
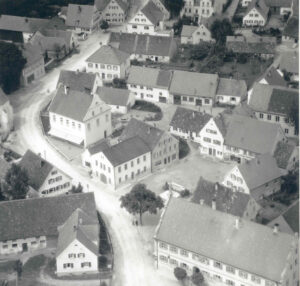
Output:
191,271,204,285
211,19,233,44
70,183,83,193
100,20,109,31
120,183,164,225
174,267,187,284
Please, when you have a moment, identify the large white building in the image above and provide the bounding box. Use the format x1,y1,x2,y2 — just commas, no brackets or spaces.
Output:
96,0,128,25
181,0,215,23
243,0,269,27
154,198,299,286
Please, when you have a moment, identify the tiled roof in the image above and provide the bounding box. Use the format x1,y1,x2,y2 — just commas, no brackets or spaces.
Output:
95,0,110,10
0,193,97,241
217,78,247,98
170,107,212,134
40,29,73,49
238,153,282,190
170,70,218,99
127,66,172,89
21,43,44,68
86,45,130,65
262,67,286,86
56,208,99,257
232,102,256,118
109,32,177,57
120,118,165,150
273,141,296,169
155,198,297,282
246,0,269,20
0,88,9,105
19,150,53,191
181,25,198,37
102,136,150,166
283,17,299,39
265,0,292,7
57,70,97,93
96,86,130,106
140,0,164,25
66,4,95,29
192,177,251,217
279,51,299,74
87,139,110,155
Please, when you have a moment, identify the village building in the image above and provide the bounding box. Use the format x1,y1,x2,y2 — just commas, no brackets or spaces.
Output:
180,24,214,44
86,45,130,82
48,85,112,147
169,70,219,106
0,88,14,141
57,70,102,94
248,83,298,137
66,4,101,34
19,150,72,197
56,208,99,276
154,198,299,286
96,0,128,24
120,118,179,171
108,32,178,63
222,153,283,200
278,51,299,82
243,0,269,26
257,66,286,87
181,0,215,23
264,0,293,14
83,136,151,188
20,43,45,86
282,17,299,44
127,66,172,103
151,0,170,19
169,107,212,143
273,141,299,171
96,86,135,114
216,78,247,106
192,177,261,221
0,193,97,257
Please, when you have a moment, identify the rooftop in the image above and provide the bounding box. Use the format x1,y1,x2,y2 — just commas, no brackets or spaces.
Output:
155,198,297,282
273,141,297,169
246,0,269,20
96,86,130,106
262,67,286,87
181,25,199,37
140,0,164,25
217,78,247,97
283,16,299,39
279,51,299,74
21,43,44,68
66,4,95,29
87,139,110,156
264,0,292,7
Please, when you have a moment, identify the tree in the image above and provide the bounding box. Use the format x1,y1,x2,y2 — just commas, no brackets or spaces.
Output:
100,20,109,31
190,42,212,60
0,42,26,94
70,183,83,194
120,184,164,225
3,164,29,200
191,271,204,285
164,0,185,18
211,19,233,44
174,267,187,283
281,171,298,194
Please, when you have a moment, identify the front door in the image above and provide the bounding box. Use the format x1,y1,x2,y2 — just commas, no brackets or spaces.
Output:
100,173,107,184
22,243,28,252
209,148,212,155
174,95,181,105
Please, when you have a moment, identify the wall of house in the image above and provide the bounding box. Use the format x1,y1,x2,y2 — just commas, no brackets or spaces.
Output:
22,57,45,86
0,101,14,142
170,93,213,106
251,178,282,199
280,7,292,15
102,0,126,24
56,239,98,276
181,0,214,20
243,8,266,26
216,95,242,106
131,53,171,63
222,166,250,194
223,145,256,163
243,198,261,221
86,62,122,82
127,11,156,35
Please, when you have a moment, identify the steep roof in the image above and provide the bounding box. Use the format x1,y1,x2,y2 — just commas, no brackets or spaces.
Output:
120,118,165,150
21,43,44,68
192,178,252,217
95,0,110,10
249,83,298,115
19,150,54,190
170,70,218,99
0,88,9,105
127,66,172,89
283,16,299,39
238,153,283,190
181,25,198,37
56,208,99,257
155,198,297,282
170,107,212,134
102,136,150,166
262,67,286,86
279,51,299,74
0,192,97,241
87,139,110,155
265,0,292,7
57,70,97,93
273,141,296,169
217,78,247,97
140,0,164,25
96,86,130,106
39,29,73,49
66,4,95,29
86,45,130,65
246,0,269,20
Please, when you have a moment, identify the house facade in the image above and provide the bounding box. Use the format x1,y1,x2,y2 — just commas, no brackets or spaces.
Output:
243,0,269,26
181,24,214,45
181,0,214,23
100,0,128,24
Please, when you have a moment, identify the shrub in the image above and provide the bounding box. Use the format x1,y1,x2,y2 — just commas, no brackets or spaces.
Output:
191,270,204,285
99,256,108,268
180,189,190,198
237,54,248,64
163,182,169,190
132,100,161,113
174,267,187,282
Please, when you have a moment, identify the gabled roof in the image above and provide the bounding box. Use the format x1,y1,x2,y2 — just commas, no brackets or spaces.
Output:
102,136,151,167
217,78,247,97
87,139,110,155
86,45,130,65
181,25,198,37
265,0,292,7
19,150,54,190
238,153,282,190
283,17,299,39
170,70,218,99
56,208,99,257
40,29,73,48
66,4,95,29
140,1,164,25
249,83,298,116
192,177,252,217
279,51,299,74
95,0,110,11
21,43,44,68
262,67,286,86
0,192,97,241
0,88,9,105
232,102,256,118
127,66,172,89
120,118,165,150
155,198,297,282
57,70,97,93
170,107,212,134
246,0,269,20
273,141,297,169
96,86,130,106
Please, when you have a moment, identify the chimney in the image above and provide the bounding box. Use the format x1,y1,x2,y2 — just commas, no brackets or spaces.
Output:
200,199,204,205
64,85,69,94
212,199,216,210
273,223,279,234
235,217,240,229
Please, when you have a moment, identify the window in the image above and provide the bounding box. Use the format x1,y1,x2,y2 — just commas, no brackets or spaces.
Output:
124,164,127,170
68,253,76,258
107,65,112,70
226,280,235,286
144,26,149,30
251,275,261,284
106,114,109,122
267,114,271,120
137,158,140,164
285,128,289,134
180,249,188,257
170,259,178,266
189,97,194,102
87,123,91,131
131,161,134,167
275,116,280,122
12,243,17,248
259,113,264,119
63,263,74,268
266,281,274,286
113,65,118,71
182,96,187,101
159,242,168,249
78,253,85,258
203,137,211,143
170,246,178,253
193,254,209,265
96,118,100,126
213,139,221,145
2,245,8,249
143,155,146,161
53,115,56,122
205,99,210,104
214,261,222,269
118,166,121,172
206,129,217,134
159,255,168,262
81,262,91,268
88,63,93,68
101,64,105,69
226,265,235,274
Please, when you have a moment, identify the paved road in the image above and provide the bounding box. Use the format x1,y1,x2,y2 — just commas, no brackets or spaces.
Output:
7,29,177,286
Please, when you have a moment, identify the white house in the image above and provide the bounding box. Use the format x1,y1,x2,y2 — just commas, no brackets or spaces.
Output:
0,88,14,142
180,24,214,44
243,0,269,26
154,198,299,286
96,0,128,24
48,86,112,147
86,45,130,82
181,0,215,23
56,208,99,276
19,150,72,197
127,1,166,36
127,66,172,103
